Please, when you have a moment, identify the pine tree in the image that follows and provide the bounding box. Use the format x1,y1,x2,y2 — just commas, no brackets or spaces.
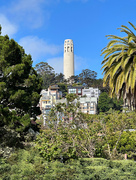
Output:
0,28,42,127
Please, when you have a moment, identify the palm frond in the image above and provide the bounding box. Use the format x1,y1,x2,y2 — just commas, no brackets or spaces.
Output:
101,22,136,110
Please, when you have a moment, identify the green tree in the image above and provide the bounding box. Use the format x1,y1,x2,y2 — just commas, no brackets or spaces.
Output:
66,93,77,104
100,111,136,159
55,73,64,83
98,92,114,112
113,97,123,111
57,83,67,97
50,94,81,124
101,22,136,110
0,30,42,127
92,78,109,93
36,105,96,162
117,131,136,156
67,75,80,85
79,69,97,87
34,61,54,76
98,92,123,113
34,62,55,89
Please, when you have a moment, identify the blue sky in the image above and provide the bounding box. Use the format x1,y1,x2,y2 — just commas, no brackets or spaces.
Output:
0,0,136,78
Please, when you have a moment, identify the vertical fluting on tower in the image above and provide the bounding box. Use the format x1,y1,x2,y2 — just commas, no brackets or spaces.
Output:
63,39,74,79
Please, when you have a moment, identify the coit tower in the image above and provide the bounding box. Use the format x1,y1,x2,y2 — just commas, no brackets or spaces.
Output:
63,39,74,79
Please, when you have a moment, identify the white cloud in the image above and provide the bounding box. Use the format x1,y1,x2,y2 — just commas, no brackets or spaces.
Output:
12,0,46,11
47,57,63,74
0,14,18,37
12,0,50,28
19,36,63,61
6,0,51,29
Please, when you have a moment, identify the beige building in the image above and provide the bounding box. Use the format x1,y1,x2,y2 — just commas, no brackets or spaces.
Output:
40,90,53,115
40,85,62,115
48,85,62,104
79,97,98,114
63,39,74,79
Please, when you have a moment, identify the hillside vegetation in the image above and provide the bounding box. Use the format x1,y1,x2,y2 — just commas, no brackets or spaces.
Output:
0,148,136,180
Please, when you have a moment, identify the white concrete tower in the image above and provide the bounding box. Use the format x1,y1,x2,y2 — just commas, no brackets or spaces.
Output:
63,39,74,79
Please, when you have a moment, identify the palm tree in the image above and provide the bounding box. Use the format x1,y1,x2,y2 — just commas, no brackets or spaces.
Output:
101,22,136,110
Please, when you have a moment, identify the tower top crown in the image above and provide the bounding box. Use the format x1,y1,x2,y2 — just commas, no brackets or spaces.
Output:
64,39,73,44
64,39,74,53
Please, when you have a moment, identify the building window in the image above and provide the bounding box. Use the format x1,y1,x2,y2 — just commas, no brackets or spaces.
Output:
78,89,81,94
46,105,51,108
84,90,90,92
69,89,76,94
45,110,50,114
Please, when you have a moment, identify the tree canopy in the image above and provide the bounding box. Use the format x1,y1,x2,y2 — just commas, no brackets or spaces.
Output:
34,62,55,89
78,69,97,87
34,62,65,89
98,92,123,113
0,32,42,128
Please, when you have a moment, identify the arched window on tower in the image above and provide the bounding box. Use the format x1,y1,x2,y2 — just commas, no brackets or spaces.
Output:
67,46,69,52
71,47,73,52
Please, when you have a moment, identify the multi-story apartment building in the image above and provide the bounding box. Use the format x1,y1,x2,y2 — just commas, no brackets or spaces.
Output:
67,86,100,114
40,85,100,118
82,87,101,98
40,85,62,115
48,85,62,103
79,97,97,114
40,90,53,115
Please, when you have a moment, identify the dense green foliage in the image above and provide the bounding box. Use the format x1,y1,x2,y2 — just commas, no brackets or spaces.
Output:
0,148,136,180
78,69,97,86
57,83,68,97
98,92,123,112
36,110,136,161
0,33,42,128
36,123,95,162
